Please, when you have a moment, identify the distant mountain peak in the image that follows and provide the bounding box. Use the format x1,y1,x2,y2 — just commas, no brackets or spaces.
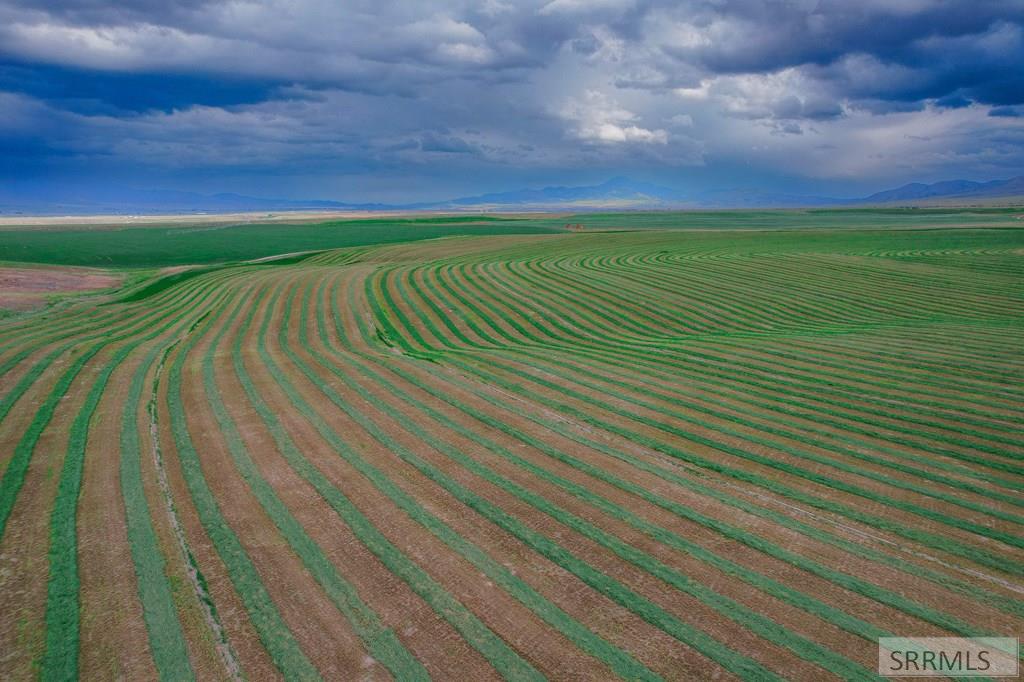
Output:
861,176,1024,203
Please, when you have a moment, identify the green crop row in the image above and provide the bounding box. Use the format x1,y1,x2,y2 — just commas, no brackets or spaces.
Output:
349,267,1023,632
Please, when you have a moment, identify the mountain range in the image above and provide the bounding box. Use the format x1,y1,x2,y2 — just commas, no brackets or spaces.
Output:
1,175,1022,215
856,176,1024,204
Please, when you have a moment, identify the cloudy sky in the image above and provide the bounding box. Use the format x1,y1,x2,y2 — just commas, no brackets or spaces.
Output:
2,0,1023,201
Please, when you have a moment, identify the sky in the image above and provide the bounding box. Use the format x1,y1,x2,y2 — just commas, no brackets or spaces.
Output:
1,0,1023,202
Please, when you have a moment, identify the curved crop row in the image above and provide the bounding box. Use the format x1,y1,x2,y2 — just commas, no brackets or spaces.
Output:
0,226,1020,679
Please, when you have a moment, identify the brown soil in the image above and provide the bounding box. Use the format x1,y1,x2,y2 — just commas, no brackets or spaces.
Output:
76,353,158,680
278,271,743,679
0,344,107,679
155,337,281,680
446,355,1024,628
1,229,1021,680
137,357,236,681
265,274,720,679
0,266,120,310
223,274,502,680
177,282,388,679
474,354,1023,565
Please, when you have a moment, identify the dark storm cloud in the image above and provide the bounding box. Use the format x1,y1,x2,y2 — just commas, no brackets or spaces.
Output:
638,1,1024,110
0,61,279,114
853,20,1023,107
664,1,1023,73
0,0,212,25
2,1,1021,104
0,0,1021,196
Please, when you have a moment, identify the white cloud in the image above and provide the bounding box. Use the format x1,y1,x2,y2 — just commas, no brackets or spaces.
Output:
401,16,487,45
674,81,711,100
539,0,635,16
592,123,669,143
700,102,1024,181
480,0,515,16
0,21,226,71
561,90,668,144
436,42,494,64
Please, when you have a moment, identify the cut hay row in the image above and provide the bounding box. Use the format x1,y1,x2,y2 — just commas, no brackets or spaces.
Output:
232,282,554,680
199,282,430,680
291,280,866,679
308,276,879,679
42,281,234,680
358,245,1015,557
163,280,323,680
260,279,668,680
394,266,1024,495
0,267,246,679
0,270,241,537
416,351,1023,630
474,252,1021,401
355,267,1024,630
119,331,197,681
415,251,1024,464
0,226,1020,679
0,268,243,437
371,267,1024,573
326,274,1021,638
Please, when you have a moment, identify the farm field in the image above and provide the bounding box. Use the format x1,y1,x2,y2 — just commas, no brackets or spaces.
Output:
0,217,1022,680
0,206,1021,268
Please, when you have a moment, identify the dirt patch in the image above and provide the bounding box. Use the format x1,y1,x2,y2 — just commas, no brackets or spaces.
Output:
0,266,120,310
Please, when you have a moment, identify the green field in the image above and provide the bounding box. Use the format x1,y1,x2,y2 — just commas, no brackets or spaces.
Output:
1,207,1021,268
0,215,555,268
0,213,1021,680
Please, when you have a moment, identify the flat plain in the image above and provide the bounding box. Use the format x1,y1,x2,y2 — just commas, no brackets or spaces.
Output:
0,209,1021,680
